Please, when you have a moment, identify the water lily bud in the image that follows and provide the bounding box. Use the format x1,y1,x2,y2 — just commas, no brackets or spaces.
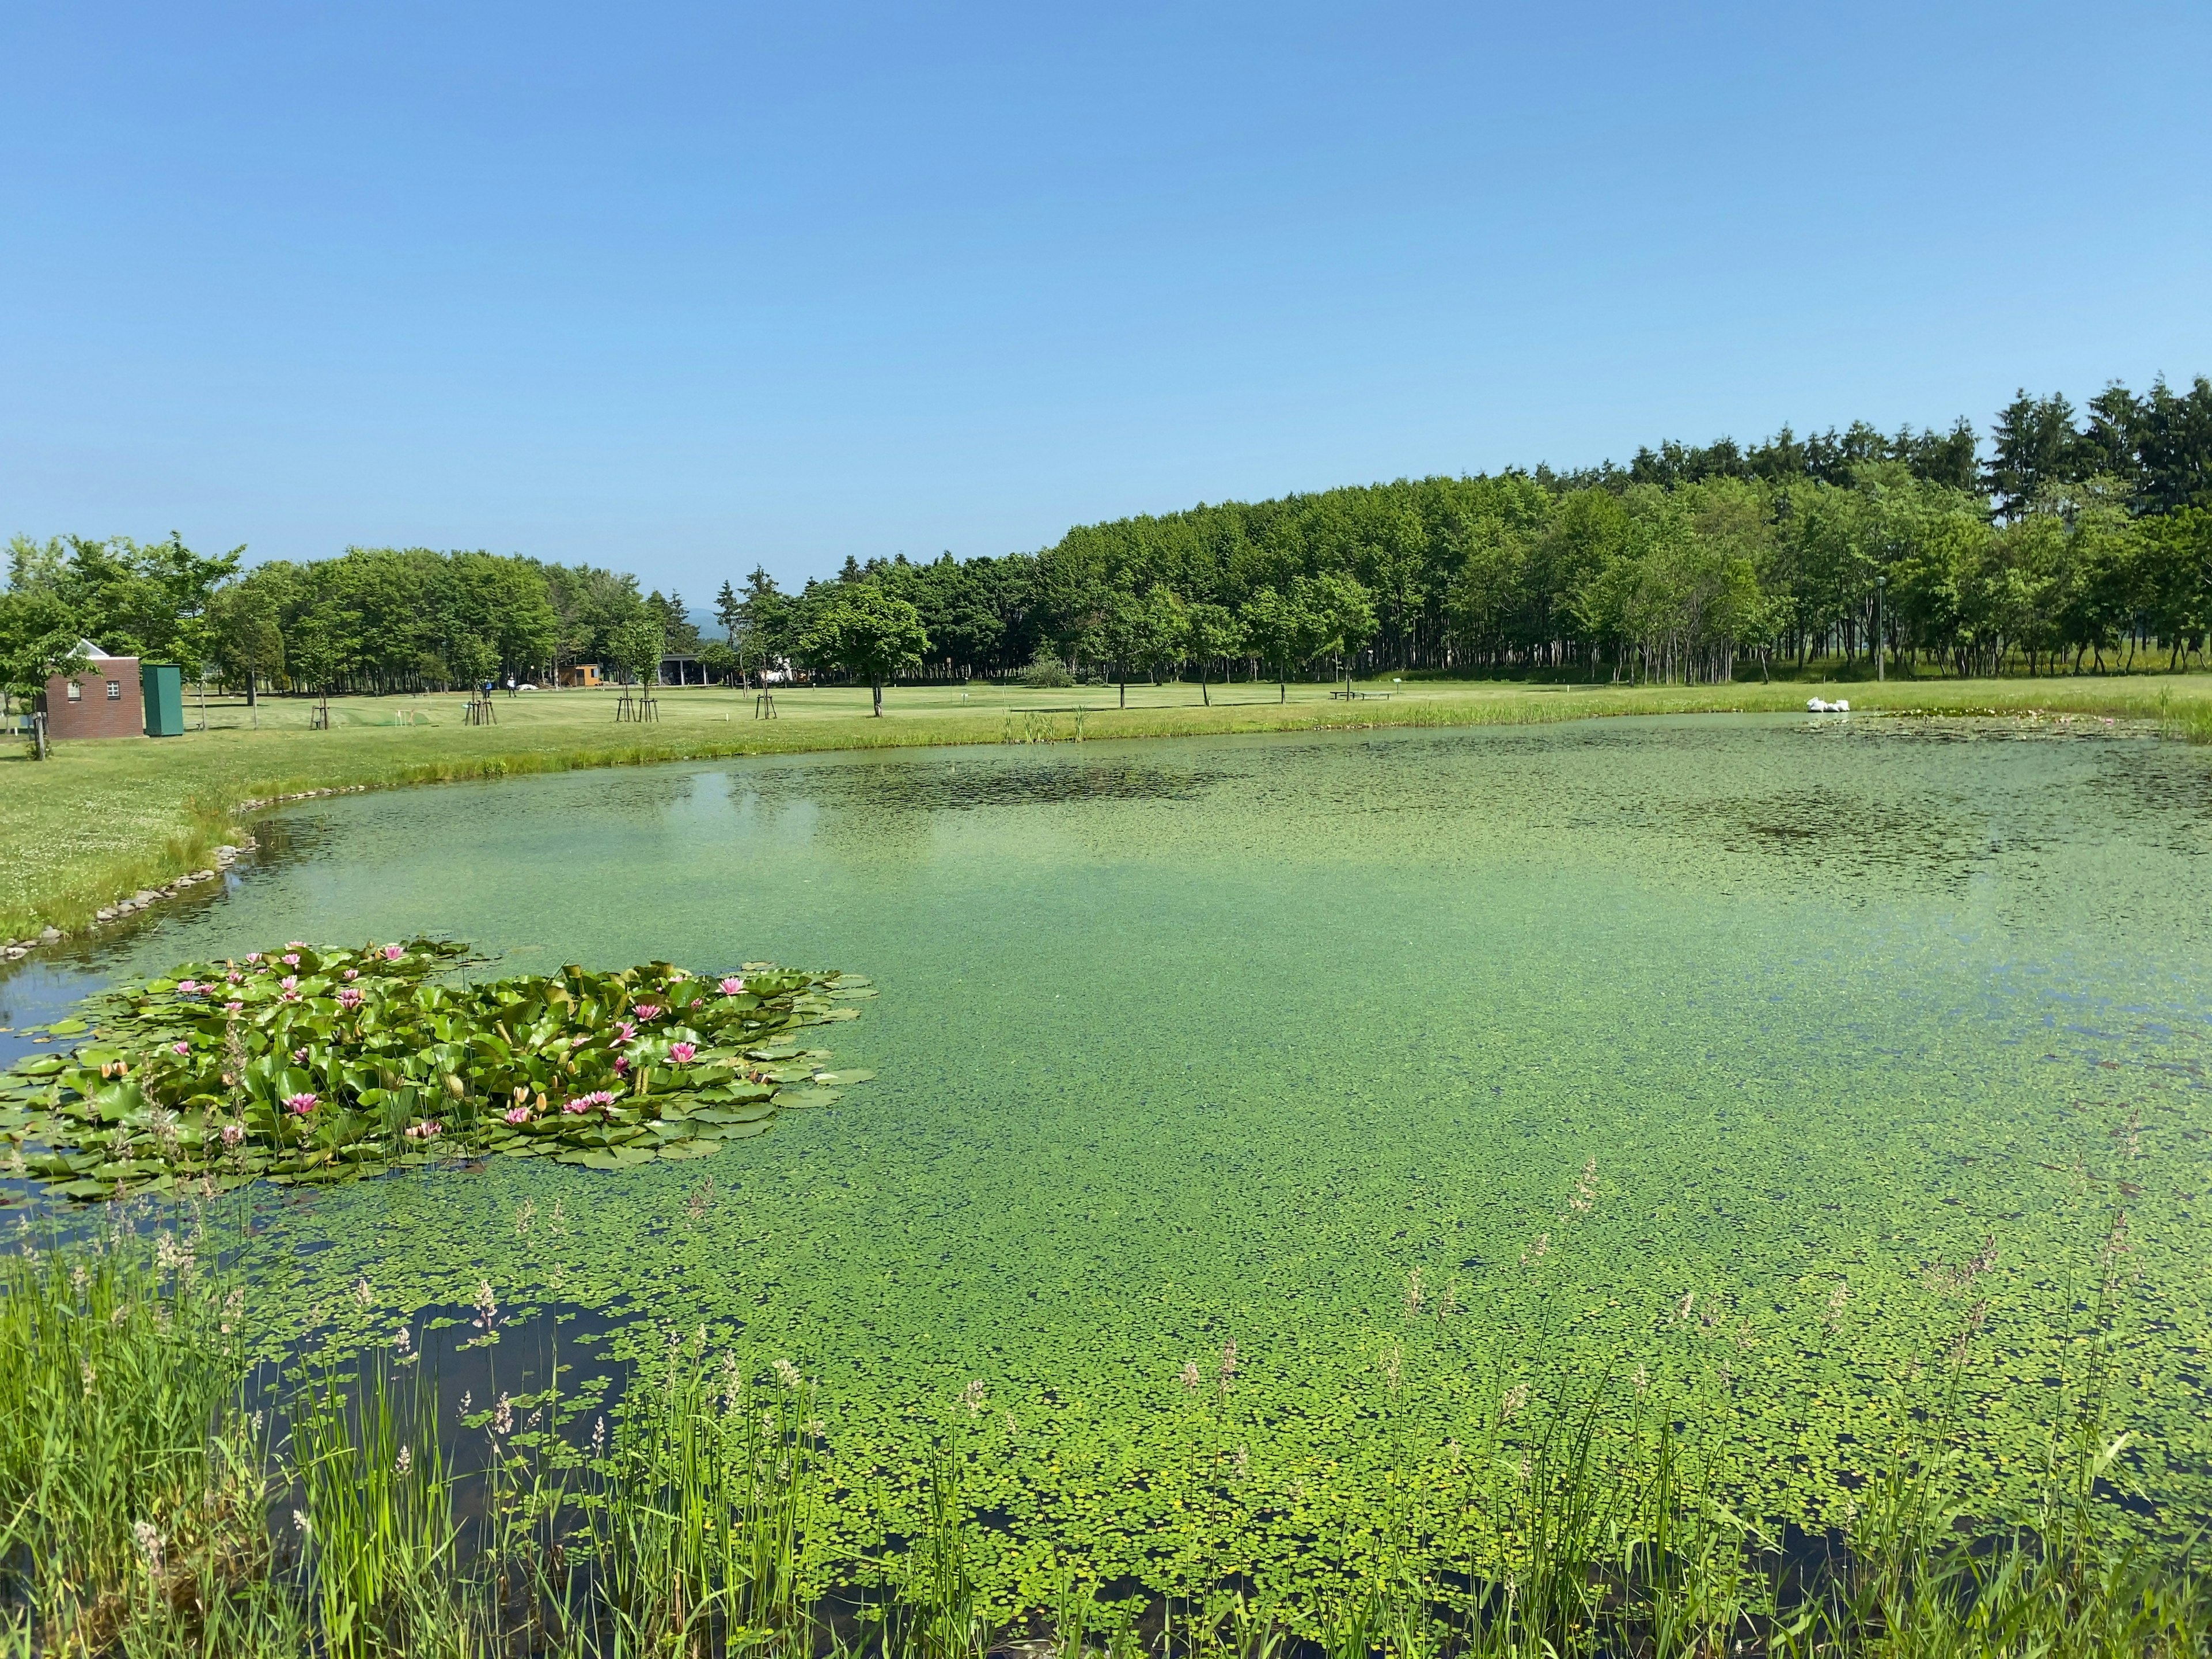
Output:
444,1074,465,1100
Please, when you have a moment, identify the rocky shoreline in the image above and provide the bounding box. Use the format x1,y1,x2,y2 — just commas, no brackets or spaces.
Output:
0,843,246,961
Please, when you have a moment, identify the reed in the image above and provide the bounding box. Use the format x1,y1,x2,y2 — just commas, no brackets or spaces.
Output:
4,1215,2209,1658
0,1210,264,1657
293,1358,461,1658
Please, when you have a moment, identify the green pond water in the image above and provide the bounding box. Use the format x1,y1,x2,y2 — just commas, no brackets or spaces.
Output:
14,712,2212,1601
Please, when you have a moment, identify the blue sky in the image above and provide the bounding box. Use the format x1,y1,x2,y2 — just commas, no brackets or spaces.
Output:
3,2,2208,597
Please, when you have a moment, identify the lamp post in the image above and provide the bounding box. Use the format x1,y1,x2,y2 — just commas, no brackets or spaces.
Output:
1874,574,1887,683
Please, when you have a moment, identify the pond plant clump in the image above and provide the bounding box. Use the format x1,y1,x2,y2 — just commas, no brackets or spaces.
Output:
4,1214,2209,1659
0,938,877,1200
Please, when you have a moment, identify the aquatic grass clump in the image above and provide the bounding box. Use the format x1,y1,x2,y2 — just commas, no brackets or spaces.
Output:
0,1218,267,1656
6,1214,2212,1659
0,938,878,1200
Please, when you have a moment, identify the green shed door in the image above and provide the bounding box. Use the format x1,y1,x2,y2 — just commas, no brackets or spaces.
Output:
141,662,185,737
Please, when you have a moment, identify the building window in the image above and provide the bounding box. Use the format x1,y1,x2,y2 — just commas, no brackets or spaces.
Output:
107,680,122,700
66,680,82,702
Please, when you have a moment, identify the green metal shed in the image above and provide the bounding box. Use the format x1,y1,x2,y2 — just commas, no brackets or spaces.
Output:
141,662,185,737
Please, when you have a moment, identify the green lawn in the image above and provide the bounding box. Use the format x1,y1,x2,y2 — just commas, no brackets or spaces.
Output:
6,673,2207,942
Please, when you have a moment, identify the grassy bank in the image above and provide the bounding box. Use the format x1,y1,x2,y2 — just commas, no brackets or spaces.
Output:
7,673,2212,942
4,1215,2203,1658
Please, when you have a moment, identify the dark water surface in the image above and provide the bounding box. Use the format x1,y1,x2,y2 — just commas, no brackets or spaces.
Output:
11,713,2212,1596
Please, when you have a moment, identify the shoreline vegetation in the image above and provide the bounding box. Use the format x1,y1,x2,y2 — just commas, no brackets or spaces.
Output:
5,1205,2202,1659
7,673,2212,945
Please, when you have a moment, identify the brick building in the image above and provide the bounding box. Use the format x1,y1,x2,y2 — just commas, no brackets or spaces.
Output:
41,642,144,739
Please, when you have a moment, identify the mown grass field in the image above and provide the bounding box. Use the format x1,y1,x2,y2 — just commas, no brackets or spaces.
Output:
6,672,2210,941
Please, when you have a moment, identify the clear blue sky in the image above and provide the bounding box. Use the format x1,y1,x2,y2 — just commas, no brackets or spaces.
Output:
4,2,2208,598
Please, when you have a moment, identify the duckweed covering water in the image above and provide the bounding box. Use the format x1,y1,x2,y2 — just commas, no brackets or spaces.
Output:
6,714,2212,1617
0,940,873,1199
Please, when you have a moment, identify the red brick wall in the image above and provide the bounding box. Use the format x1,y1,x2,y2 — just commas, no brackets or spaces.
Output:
41,660,143,739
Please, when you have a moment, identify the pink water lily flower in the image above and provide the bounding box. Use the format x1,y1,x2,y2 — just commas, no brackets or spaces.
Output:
281,975,298,993
669,1041,697,1065
502,1105,532,1124
172,1040,191,1056
219,1122,245,1147
291,1047,309,1063
382,944,404,961
613,1055,630,1074
337,987,363,1010
342,967,358,981
226,971,242,983
245,952,263,964
404,1119,442,1140
177,980,200,995
563,1090,615,1114
225,1000,244,1013
281,953,300,967
615,1020,637,1042
632,1004,662,1021
718,978,745,995
283,1093,318,1116
286,940,306,949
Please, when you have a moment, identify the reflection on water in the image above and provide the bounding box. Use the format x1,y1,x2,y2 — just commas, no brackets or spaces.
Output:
742,755,1236,813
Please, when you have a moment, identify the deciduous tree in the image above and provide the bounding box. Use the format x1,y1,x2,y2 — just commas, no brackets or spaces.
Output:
797,585,928,714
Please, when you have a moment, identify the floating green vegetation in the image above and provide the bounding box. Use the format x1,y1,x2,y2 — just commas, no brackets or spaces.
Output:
9,1219,2212,1659
0,938,877,1200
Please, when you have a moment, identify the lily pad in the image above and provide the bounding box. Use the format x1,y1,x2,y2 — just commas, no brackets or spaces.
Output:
695,1108,775,1128
555,1149,623,1169
0,936,878,1200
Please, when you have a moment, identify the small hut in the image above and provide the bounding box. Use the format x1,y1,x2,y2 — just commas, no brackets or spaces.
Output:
41,642,144,740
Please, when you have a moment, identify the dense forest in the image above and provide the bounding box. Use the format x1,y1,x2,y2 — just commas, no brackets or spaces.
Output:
815,376,2212,688
5,374,2211,704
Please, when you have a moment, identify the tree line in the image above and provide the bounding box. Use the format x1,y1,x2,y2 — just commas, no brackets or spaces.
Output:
7,372,2211,714
718,374,2212,691
0,539,712,710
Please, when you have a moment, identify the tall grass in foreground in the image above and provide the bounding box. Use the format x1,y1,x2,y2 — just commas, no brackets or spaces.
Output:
3,1216,2207,1658
2160,685,2212,743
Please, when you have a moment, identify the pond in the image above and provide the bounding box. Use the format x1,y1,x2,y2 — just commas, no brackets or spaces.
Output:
9,711,2212,1601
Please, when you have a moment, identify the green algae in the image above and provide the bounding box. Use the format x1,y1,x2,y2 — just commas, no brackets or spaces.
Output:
0,941,869,1199
11,713,2212,1613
